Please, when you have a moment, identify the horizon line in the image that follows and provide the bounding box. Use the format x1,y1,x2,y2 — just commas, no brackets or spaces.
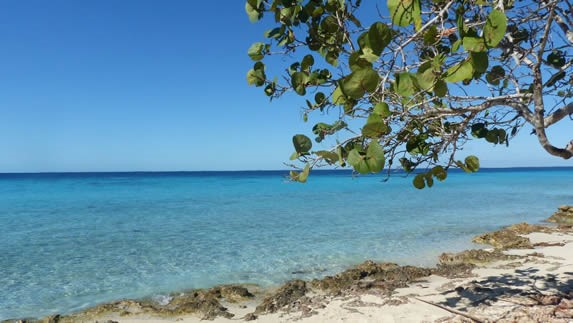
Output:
0,165,572,175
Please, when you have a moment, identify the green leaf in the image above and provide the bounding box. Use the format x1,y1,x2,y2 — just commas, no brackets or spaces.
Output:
425,173,434,187
359,48,379,63
387,0,420,27
395,72,417,96
416,63,436,91
332,86,348,105
293,134,312,154
362,114,391,138
423,26,439,45
298,163,310,183
349,51,373,71
434,80,448,97
301,55,315,72
339,67,380,99
431,166,447,181
470,52,489,73
368,22,392,55
545,70,566,87
445,60,473,83
547,50,566,68
483,9,507,47
365,141,385,173
315,150,339,164
315,92,326,105
291,72,308,95
347,149,369,174
486,65,505,85
245,0,262,22
247,67,265,86
465,155,480,172
413,174,425,189
373,102,391,117
471,123,488,139
248,42,265,61
463,37,486,52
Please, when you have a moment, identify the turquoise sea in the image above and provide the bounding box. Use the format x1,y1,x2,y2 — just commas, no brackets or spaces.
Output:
0,168,572,319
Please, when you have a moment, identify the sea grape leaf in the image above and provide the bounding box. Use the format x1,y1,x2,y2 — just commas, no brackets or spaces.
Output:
416,62,436,91
431,166,447,181
445,60,473,83
470,52,489,73
368,22,392,55
395,72,417,96
293,134,312,154
291,72,308,95
387,0,420,27
486,65,505,85
413,173,425,189
362,114,390,138
463,37,486,52
465,155,480,172
484,9,507,47
339,67,380,99
248,42,265,61
373,102,391,117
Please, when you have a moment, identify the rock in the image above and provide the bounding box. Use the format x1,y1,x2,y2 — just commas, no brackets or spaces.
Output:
506,222,551,234
243,313,258,321
438,249,521,266
205,285,255,303
52,288,235,321
255,280,307,314
43,316,60,323
310,260,431,295
472,229,532,250
432,263,476,278
547,205,573,225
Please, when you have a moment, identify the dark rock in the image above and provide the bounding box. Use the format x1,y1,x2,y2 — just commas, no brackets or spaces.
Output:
432,263,476,278
43,316,60,323
255,280,308,314
310,260,431,295
243,313,258,321
547,205,573,225
438,249,521,266
204,285,255,303
472,229,532,250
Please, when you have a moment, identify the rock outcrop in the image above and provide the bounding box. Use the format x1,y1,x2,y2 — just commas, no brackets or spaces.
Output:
547,205,573,225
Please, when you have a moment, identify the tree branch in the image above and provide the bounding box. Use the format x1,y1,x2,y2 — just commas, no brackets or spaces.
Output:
544,102,573,127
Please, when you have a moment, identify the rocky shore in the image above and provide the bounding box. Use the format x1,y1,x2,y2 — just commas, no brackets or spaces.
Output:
6,205,573,323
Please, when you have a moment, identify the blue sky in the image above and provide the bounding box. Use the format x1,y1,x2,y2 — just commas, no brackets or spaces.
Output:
0,1,569,172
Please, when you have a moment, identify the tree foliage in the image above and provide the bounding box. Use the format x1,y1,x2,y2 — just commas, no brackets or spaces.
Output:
245,0,573,187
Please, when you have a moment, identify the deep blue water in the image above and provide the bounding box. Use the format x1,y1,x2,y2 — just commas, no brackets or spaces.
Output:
0,168,572,319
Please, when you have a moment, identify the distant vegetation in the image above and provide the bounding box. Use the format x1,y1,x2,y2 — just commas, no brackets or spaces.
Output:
246,0,573,187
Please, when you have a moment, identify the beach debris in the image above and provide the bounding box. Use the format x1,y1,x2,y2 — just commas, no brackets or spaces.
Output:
472,228,532,250
310,260,432,295
254,279,308,314
547,205,573,225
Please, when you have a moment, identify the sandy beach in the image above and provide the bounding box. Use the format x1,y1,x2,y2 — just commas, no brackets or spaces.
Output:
11,206,573,323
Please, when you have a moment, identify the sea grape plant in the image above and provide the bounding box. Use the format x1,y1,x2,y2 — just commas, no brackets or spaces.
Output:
246,0,573,187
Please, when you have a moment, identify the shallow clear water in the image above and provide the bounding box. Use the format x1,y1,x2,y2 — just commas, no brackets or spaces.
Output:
0,168,572,319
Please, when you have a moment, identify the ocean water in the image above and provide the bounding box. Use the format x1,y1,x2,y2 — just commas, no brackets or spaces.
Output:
0,168,572,319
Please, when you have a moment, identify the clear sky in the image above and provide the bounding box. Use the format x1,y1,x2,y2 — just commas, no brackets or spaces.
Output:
0,1,570,172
